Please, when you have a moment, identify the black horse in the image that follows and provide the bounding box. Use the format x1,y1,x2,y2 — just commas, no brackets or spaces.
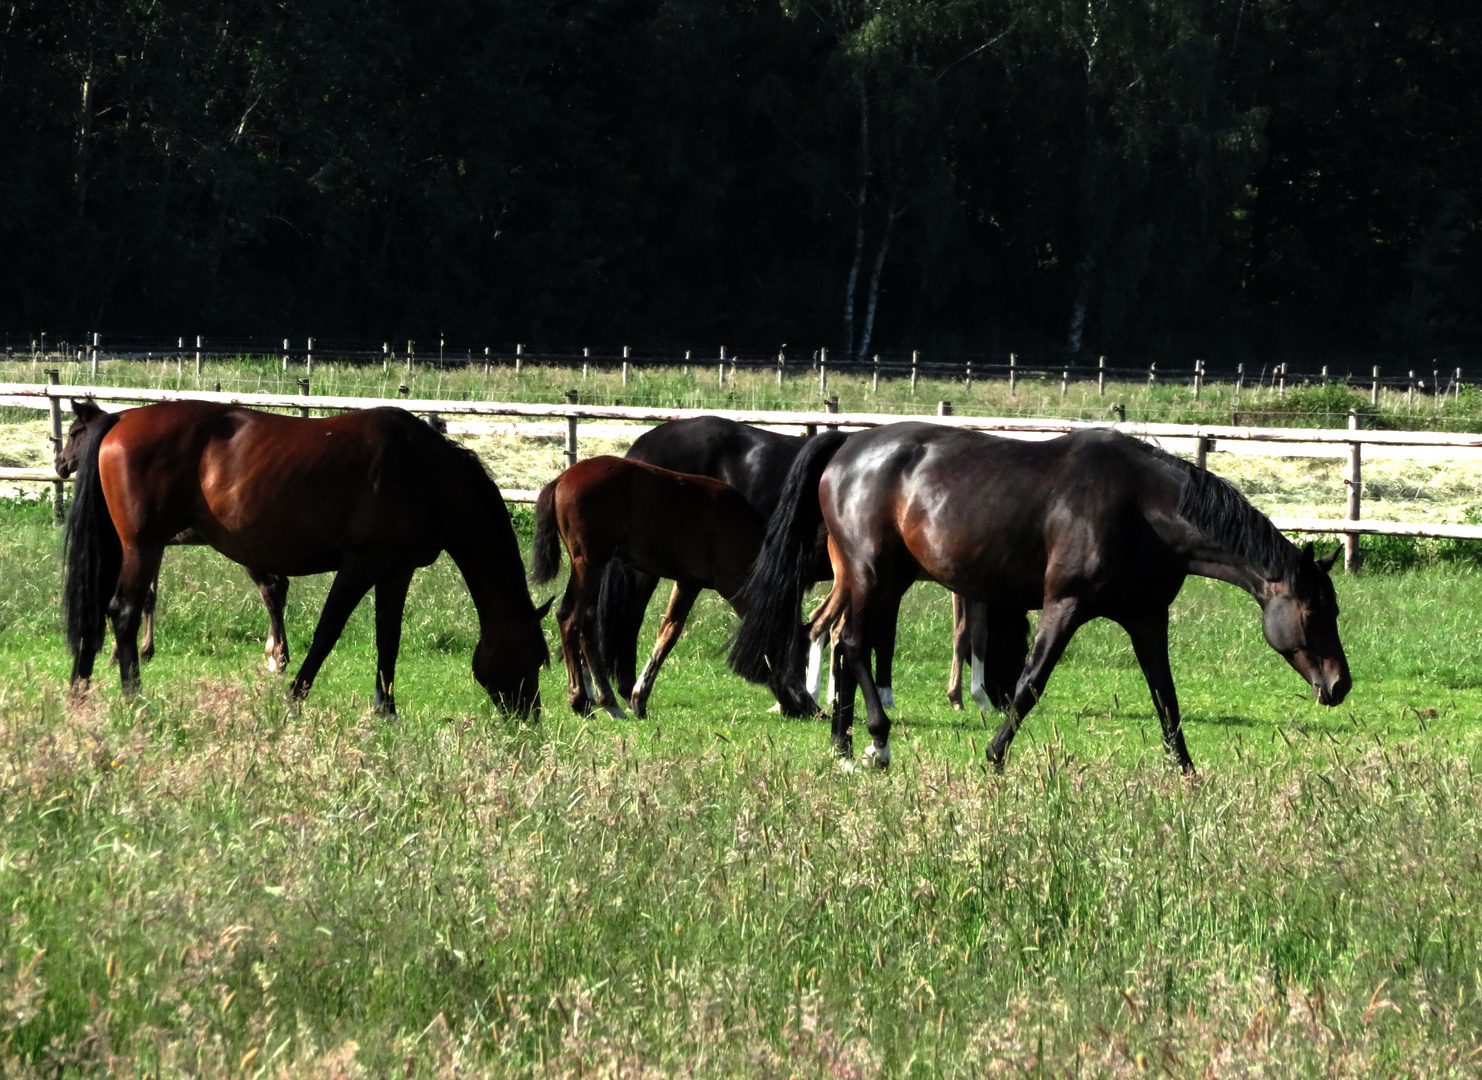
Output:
730,423,1352,774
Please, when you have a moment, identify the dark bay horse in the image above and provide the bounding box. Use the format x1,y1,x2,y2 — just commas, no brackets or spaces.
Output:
58,400,291,671
64,401,549,714
730,423,1352,773
533,455,811,719
596,415,974,710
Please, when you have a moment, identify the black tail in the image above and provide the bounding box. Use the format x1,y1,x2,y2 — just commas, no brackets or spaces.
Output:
728,430,848,685
62,409,124,685
530,478,562,584
596,559,649,686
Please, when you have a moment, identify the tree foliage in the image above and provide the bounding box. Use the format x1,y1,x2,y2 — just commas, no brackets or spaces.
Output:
0,0,1476,360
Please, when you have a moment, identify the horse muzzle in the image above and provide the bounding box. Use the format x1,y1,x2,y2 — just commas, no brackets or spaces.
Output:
1312,665,1352,707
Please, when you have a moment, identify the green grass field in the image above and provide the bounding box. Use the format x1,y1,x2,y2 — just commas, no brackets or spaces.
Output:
3,474,1482,1077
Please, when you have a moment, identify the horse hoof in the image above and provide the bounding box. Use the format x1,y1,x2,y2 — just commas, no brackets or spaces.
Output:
861,741,891,769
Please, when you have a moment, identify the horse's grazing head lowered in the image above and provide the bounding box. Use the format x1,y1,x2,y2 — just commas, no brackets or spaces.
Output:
56,399,107,478
473,597,553,717
1260,543,1351,706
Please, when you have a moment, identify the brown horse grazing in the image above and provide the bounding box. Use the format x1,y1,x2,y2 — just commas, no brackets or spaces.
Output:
731,423,1352,774
63,401,550,715
532,455,811,719
59,400,292,671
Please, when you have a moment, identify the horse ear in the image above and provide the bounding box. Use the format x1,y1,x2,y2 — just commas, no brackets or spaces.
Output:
1301,541,1315,560
71,398,102,420
1316,545,1341,572
535,596,554,620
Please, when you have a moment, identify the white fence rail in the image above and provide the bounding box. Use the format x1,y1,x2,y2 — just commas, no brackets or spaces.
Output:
6,382,1482,556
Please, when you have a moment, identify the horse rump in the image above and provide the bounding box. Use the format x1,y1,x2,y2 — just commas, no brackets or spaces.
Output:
728,430,848,686
62,409,125,683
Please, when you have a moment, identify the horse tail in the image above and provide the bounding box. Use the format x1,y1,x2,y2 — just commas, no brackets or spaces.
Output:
728,430,848,685
62,409,124,681
530,478,563,584
596,558,643,679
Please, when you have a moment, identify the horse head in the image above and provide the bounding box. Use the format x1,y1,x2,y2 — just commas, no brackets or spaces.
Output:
1260,543,1351,706
56,399,105,479
472,596,553,717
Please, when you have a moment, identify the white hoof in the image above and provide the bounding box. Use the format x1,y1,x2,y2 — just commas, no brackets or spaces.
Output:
836,758,858,774
768,702,782,713
267,655,281,673
877,686,895,710
862,740,892,769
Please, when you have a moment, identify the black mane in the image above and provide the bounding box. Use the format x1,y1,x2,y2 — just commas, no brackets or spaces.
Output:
1166,450,1299,579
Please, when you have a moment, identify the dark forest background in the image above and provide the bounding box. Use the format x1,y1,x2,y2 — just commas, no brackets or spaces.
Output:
1,0,1478,363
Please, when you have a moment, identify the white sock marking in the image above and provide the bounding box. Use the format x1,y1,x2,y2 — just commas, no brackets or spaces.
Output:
877,686,895,710
969,651,992,713
806,638,824,700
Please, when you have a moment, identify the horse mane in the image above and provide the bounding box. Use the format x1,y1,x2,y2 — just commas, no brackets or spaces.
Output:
1143,441,1299,579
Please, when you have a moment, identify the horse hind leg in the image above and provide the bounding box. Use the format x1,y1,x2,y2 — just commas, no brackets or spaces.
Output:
371,568,415,717
629,581,699,719
109,545,165,697
249,569,291,672
946,592,969,709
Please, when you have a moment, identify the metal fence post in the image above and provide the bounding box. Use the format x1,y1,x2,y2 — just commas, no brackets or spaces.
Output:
1098,355,1106,396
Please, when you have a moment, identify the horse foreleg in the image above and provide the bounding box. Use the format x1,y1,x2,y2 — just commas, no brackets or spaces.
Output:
988,596,1083,770
250,569,291,673
628,581,699,718
1120,610,1195,775
946,592,968,709
372,568,415,717
108,545,165,697
289,566,376,703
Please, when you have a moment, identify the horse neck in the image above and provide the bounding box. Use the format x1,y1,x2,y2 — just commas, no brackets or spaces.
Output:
1172,465,1297,599
443,498,537,641
1185,544,1285,599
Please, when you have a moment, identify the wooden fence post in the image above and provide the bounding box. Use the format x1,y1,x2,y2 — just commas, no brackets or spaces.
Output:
306,337,314,376
1060,365,1069,398
826,395,839,414
1195,435,1210,471
777,349,785,387
965,358,973,391
937,400,953,416
1371,366,1380,406
91,333,99,378
515,343,522,375
565,389,580,468
1278,362,1286,397
1112,403,1126,424
1235,362,1244,401
910,350,918,395
1345,409,1362,571
819,347,828,397
1457,367,1464,403
47,369,63,523
1148,362,1157,389
873,354,880,393
1434,367,1441,402
1008,352,1016,393
195,335,202,376
297,378,311,418
1193,359,1203,400
1098,355,1106,396
718,346,725,387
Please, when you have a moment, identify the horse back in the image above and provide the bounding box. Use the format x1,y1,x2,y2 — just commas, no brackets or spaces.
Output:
626,416,803,518
99,403,449,574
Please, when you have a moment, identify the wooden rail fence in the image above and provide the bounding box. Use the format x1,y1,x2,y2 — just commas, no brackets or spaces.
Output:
6,381,1482,565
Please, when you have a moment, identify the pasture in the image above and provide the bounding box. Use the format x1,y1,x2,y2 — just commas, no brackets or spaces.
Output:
2,385,1482,1076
